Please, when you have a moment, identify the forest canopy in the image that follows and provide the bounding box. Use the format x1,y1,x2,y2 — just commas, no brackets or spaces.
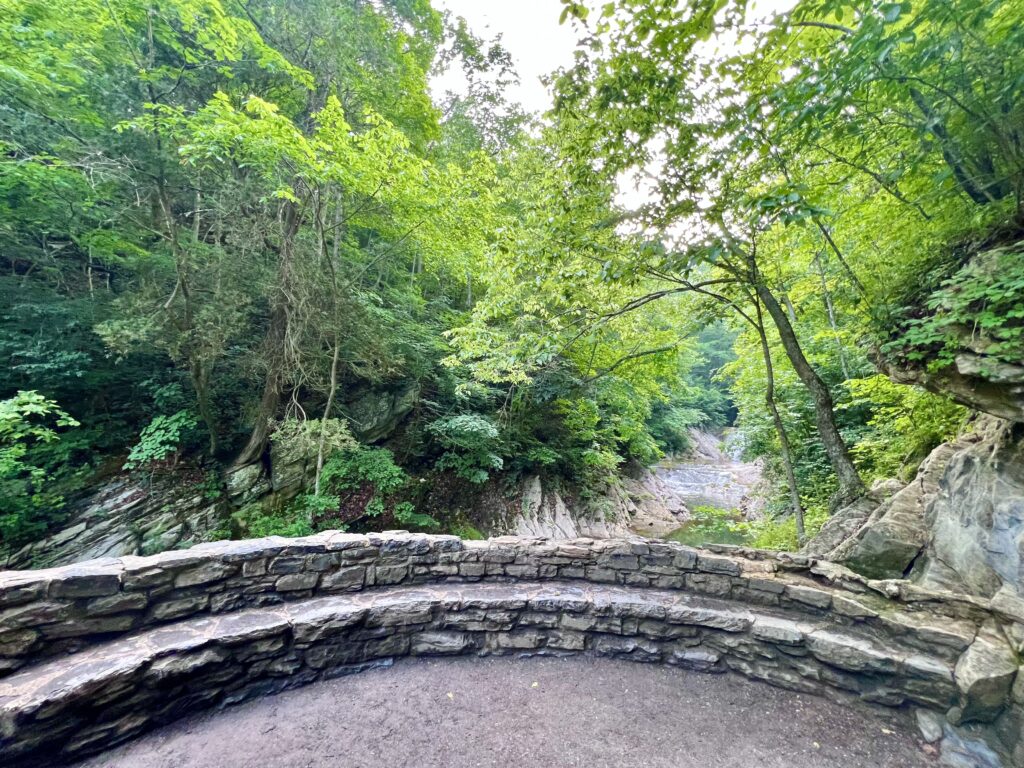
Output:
1,0,1019,556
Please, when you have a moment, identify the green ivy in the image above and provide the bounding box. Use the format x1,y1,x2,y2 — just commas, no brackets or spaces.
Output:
886,245,1024,371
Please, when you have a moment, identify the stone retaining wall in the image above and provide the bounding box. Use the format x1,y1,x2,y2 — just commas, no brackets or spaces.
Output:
1,532,1022,765
0,582,976,765
1,532,1013,675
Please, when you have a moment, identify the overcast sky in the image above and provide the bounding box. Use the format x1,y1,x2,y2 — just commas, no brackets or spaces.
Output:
431,0,796,216
432,0,579,115
432,0,797,116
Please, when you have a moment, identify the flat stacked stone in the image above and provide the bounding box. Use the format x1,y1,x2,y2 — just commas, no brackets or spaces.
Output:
0,582,962,766
0,532,1020,765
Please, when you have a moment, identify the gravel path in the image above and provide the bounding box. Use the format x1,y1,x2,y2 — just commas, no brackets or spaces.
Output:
79,656,934,768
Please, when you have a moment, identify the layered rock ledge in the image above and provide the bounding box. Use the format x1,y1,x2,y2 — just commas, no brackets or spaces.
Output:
1,533,1021,765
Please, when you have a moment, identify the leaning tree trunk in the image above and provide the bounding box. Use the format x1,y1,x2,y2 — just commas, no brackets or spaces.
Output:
755,283,866,506
314,340,341,496
232,305,286,468
754,302,805,540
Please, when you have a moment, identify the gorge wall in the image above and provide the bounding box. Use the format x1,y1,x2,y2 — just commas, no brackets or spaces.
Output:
1,533,1021,766
5,456,687,571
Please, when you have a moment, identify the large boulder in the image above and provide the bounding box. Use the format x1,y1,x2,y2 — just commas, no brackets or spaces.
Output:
952,626,1019,724
805,417,1024,601
833,440,963,579
621,469,690,537
919,421,1024,598
344,383,420,443
802,494,886,562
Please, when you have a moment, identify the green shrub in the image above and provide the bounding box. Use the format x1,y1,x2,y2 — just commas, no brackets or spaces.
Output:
0,391,80,550
647,404,701,455
450,522,485,540
392,501,439,529
321,446,407,516
427,413,503,484
234,502,316,539
843,375,965,482
124,410,197,470
738,505,829,552
318,446,438,529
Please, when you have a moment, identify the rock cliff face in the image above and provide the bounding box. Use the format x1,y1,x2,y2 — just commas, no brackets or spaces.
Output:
805,417,1024,608
882,355,1024,424
878,245,1024,424
343,383,420,443
811,242,1024,605
3,437,324,570
3,383,431,570
805,440,962,577
507,471,688,540
4,453,689,570
921,422,1024,600
3,475,227,570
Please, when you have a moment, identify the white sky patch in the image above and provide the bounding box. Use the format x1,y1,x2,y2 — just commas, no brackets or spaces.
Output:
431,0,799,216
431,0,580,116
432,0,798,117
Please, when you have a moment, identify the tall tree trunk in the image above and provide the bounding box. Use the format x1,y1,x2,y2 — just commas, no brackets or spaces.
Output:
158,185,221,455
232,306,285,467
755,283,866,505
754,302,804,540
187,189,218,455
781,291,797,324
190,360,218,455
233,202,300,467
908,87,1010,205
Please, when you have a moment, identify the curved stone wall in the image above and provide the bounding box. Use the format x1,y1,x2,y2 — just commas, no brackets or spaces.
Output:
1,532,1021,766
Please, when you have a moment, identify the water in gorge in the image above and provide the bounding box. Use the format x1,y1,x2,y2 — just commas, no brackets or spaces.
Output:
656,430,764,547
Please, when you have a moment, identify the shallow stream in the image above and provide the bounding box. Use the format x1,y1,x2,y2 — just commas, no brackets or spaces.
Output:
655,431,764,546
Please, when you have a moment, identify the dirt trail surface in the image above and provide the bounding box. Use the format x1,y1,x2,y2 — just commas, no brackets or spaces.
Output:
78,656,933,768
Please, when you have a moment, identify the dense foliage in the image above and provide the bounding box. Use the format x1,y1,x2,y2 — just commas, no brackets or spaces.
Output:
2,0,1018,555
549,0,1018,537
0,0,718,552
